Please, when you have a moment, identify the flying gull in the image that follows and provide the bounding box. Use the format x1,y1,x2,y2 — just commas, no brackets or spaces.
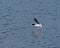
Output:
32,18,42,28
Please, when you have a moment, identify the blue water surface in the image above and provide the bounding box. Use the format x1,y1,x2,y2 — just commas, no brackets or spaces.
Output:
0,0,60,48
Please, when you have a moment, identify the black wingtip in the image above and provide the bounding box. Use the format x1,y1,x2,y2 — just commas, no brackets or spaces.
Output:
34,18,36,20
34,18,40,24
32,24,35,26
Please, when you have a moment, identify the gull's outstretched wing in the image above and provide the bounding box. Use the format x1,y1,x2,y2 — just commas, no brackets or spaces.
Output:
34,18,39,24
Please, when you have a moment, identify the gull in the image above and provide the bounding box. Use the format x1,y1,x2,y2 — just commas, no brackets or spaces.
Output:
32,18,42,28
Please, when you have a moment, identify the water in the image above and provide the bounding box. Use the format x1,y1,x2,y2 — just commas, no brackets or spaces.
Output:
0,0,60,48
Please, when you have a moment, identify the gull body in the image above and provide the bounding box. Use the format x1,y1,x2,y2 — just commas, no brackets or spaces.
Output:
34,24,42,28
32,18,42,28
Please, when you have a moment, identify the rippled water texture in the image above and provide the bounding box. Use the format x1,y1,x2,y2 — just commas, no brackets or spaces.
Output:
0,0,60,48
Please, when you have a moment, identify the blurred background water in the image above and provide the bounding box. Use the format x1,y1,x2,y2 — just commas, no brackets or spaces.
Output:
0,0,60,48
